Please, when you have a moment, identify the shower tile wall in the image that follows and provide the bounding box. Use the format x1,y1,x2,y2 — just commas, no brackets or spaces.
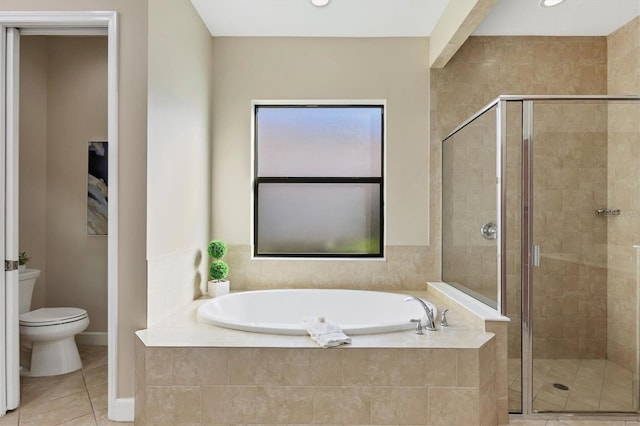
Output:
607,17,640,381
442,107,498,302
431,35,607,360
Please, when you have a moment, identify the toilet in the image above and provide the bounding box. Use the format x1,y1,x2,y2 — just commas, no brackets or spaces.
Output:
18,269,90,377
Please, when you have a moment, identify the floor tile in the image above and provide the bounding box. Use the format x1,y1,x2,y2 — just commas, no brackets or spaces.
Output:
58,413,97,425
511,358,635,413
20,370,86,407
83,364,108,389
18,391,93,426
0,410,19,426
5,345,109,426
88,383,108,418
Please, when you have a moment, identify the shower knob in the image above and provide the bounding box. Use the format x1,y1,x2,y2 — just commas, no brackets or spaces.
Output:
480,222,497,240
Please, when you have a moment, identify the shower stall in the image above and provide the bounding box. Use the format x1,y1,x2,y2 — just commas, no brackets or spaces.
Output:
441,95,640,415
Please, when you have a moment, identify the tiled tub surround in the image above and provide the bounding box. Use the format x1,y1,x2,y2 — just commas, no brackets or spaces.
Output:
221,245,440,293
134,285,504,425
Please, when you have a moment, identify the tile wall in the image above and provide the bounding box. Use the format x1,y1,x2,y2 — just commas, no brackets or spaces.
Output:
431,35,608,360
134,338,497,425
442,103,498,302
224,245,439,292
606,16,640,403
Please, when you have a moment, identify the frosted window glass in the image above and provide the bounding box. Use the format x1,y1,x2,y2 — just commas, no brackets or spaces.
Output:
257,183,381,255
257,106,382,177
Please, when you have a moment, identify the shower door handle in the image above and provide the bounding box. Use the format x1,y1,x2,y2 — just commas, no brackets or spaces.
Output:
532,245,540,267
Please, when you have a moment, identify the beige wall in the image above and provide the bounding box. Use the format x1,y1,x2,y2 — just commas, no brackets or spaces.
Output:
19,36,47,310
607,16,640,375
20,36,109,333
146,0,213,325
212,37,438,291
49,37,108,331
0,0,149,397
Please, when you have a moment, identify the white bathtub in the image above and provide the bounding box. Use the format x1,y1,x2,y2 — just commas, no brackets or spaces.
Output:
197,289,437,335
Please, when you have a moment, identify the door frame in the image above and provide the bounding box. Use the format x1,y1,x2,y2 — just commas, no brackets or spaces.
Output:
0,11,125,421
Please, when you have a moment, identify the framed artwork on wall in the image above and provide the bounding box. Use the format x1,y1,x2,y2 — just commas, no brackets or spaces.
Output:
87,141,108,235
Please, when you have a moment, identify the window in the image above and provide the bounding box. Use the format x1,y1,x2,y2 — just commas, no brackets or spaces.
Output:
254,104,384,257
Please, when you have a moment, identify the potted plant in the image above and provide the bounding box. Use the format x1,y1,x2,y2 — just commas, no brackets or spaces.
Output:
207,240,230,297
19,251,30,273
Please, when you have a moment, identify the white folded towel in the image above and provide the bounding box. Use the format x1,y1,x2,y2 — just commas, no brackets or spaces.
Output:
302,316,351,348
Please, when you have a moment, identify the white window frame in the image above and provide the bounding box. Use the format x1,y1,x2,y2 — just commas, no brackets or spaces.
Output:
250,99,387,259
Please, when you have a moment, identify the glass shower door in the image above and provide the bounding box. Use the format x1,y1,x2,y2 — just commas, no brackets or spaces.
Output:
529,99,640,413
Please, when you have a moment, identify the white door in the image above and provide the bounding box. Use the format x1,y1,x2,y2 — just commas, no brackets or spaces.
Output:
3,26,20,412
0,27,6,416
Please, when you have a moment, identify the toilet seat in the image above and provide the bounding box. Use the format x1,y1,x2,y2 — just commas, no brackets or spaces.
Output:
19,307,88,327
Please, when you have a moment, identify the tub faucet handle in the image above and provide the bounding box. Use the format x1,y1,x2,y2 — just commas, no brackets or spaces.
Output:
410,319,423,335
441,309,449,327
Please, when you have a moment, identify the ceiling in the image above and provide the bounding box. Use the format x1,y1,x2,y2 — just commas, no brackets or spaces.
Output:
191,0,640,38
474,0,640,36
190,0,448,37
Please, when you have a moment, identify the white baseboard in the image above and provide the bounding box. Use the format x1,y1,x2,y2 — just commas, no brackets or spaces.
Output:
75,331,108,346
109,397,134,422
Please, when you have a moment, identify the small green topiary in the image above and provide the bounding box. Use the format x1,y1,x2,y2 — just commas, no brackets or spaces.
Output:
207,240,227,260
207,240,229,282
209,260,229,281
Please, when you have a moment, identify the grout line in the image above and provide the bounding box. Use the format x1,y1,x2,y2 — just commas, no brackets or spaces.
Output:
81,348,102,426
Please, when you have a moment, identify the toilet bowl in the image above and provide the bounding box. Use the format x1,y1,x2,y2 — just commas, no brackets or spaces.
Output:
19,269,90,377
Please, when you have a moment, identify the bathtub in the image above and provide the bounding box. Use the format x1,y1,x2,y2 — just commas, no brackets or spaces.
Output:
197,289,437,335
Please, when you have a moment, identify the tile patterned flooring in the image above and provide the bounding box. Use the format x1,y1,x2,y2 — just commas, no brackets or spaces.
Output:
509,358,637,413
0,346,131,426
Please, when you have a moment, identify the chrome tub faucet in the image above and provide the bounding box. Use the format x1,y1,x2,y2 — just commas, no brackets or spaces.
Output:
404,296,437,332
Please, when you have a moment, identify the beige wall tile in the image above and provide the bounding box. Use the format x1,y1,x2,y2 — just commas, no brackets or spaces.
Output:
254,386,315,424
172,347,227,386
313,387,371,425
144,348,173,386
228,348,287,386
201,386,257,424
145,386,201,424
457,349,481,387
423,349,459,387
480,376,497,425
137,339,495,425
428,387,480,425
284,349,342,386
341,349,427,387
226,244,439,292
370,387,429,425
607,16,640,373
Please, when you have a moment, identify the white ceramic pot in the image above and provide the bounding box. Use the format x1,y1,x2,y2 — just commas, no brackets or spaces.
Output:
19,264,26,273
208,280,229,297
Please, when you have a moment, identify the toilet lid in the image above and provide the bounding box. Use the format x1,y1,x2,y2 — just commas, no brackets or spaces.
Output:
20,307,88,326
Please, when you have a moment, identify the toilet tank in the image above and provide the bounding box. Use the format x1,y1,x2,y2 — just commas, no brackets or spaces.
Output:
18,269,40,314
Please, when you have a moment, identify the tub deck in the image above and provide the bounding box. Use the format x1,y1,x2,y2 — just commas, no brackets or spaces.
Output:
136,297,494,349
